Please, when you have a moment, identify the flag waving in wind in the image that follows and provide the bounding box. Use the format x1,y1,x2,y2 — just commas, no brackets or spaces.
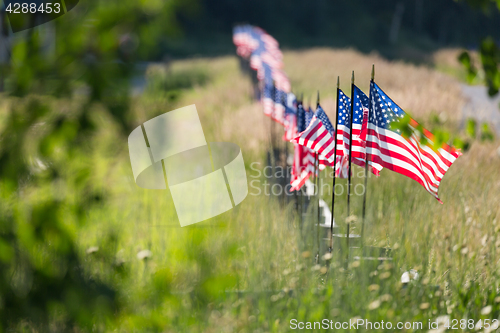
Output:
366,81,461,202
292,105,336,164
336,88,383,176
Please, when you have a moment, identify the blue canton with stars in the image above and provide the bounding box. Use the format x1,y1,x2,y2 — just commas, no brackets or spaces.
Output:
263,83,274,101
353,85,370,125
285,93,297,116
337,86,370,128
297,103,306,132
274,88,286,107
337,89,351,127
305,107,314,128
315,106,334,135
369,81,404,133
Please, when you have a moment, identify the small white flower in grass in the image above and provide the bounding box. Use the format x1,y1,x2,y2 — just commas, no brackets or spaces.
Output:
137,249,152,260
481,305,492,315
420,302,430,310
368,300,381,310
86,246,99,254
322,253,332,261
401,269,419,284
345,215,358,224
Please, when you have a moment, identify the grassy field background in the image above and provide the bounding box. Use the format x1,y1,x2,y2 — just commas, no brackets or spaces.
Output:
17,47,500,331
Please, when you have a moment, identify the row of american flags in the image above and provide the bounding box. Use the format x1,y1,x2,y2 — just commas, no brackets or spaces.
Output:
233,25,461,203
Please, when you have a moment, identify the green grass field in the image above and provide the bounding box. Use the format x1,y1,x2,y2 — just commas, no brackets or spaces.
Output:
5,48,500,332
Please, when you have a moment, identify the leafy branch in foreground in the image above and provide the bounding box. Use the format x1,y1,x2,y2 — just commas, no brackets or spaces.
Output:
459,0,500,97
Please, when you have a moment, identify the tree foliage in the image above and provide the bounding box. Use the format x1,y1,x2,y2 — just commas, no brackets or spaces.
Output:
459,0,500,96
0,0,193,331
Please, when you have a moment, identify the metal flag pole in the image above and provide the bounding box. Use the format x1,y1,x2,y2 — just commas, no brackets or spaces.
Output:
346,71,355,263
281,92,287,203
315,151,319,264
270,84,277,188
361,65,375,245
329,77,340,252
315,91,321,263
299,93,304,232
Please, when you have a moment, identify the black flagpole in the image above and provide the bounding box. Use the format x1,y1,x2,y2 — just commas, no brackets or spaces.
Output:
346,71,355,263
361,65,375,245
329,77,340,252
315,91,320,263
270,84,276,187
299,93,304,232
281,92,287,203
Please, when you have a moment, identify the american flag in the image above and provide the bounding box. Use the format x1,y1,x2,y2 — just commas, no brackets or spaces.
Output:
262,83,274,117
304,107,318,176
290,102,316,191
292,105,336,164
233,25,290,95
233,26,259,59
366,81,462,202
283,93,297,141
273,89,286,125
336,88,383,176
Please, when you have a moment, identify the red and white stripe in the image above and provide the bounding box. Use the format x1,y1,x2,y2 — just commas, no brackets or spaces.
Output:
290,144,311,191
272,103,285,125
292,116,336,164
262,97,274,117
336,123,383,176
272,70,291,93
366,119,461,202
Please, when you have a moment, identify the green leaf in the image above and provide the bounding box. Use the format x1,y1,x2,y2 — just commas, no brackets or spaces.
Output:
466,118,477,138
458,51,478,84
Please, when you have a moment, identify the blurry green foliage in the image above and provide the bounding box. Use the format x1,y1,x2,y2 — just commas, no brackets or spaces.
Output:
458,51,478,84
480,122,495,141
389,113,467,152
145,66,209,103
459,1,500,97
466,118,477,138
0,0,198,331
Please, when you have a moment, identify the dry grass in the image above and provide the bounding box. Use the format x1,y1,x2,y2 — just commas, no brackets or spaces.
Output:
144,48,469,159
284,48,465,123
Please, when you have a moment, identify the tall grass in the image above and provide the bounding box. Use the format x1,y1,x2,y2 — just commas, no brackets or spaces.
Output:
61,48,500,331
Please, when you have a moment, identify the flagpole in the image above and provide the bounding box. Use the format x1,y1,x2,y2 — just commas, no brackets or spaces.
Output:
270,84,276,188
299,94,304,233
281,92,287,204
315,152,319,264
361,65,374,245
346,71,355,263
329,77,340,252
315,91,320,264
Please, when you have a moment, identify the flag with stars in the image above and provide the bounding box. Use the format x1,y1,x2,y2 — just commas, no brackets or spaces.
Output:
283,93,297,141
290,102,320,191
273,88,286,125
292,105,336,164
262,82,274,117
304,106,319,177
336,87,383,176
366,81,462,202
